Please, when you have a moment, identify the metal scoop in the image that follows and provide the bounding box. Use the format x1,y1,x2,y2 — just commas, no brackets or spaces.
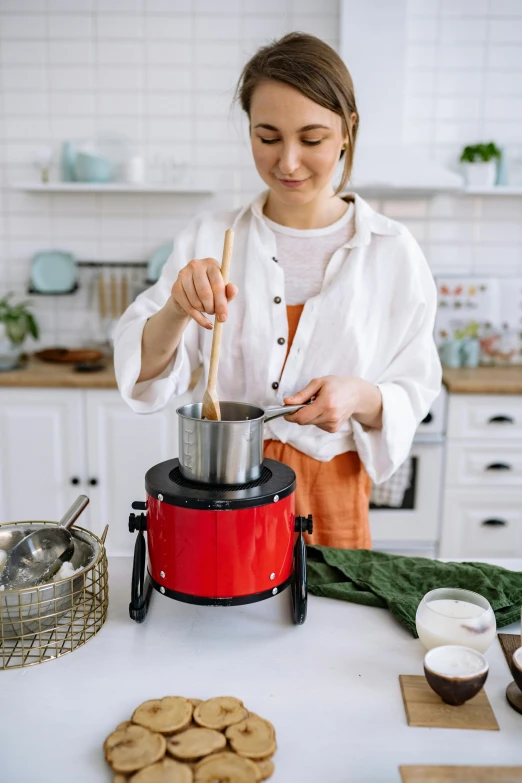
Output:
3,495,90,588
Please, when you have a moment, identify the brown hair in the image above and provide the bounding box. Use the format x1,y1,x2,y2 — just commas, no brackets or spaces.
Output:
235,32,359,195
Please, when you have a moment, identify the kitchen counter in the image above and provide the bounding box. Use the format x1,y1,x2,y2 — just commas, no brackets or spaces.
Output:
0,355,117,388
1,557,521,782
443,366,522,394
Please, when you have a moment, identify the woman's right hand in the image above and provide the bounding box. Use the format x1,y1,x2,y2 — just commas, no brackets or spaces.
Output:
171,257,239,330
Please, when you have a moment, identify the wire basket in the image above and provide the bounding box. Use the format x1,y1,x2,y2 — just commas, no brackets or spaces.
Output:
0,521,108,670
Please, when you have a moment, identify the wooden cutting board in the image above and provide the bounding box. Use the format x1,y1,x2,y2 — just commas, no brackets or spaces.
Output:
400,766,522,782
399,675,499,731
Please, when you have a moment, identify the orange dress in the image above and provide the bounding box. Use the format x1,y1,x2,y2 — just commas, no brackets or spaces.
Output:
263,304,372,549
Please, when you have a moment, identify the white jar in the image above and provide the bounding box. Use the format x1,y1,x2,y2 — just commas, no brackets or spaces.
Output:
125,156,145,183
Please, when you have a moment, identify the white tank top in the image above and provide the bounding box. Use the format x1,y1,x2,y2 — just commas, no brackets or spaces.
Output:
263,201,355,305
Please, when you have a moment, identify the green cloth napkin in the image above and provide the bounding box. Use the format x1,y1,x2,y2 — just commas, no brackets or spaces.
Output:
307,546,522,636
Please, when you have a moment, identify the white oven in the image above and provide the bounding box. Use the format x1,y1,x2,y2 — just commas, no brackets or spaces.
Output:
369,388,447,557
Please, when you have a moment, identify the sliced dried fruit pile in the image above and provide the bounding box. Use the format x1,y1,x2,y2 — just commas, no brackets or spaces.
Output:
104,696,276,782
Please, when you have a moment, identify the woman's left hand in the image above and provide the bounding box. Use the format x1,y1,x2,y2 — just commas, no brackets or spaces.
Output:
283,376,383,432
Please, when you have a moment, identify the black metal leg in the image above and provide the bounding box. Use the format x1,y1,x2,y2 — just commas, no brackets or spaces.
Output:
291,533,308,625
129,529,152,623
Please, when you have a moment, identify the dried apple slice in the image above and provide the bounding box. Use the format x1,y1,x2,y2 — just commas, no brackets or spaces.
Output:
167,728,226,761
193,697,248,730
105,724,166,774
189,699,202,708
194,752,260,783
225,717,276,760
132,697,193,735
129,757,193,783
256,758,275,780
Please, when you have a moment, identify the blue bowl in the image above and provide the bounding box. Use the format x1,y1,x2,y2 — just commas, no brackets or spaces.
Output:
75,152,112,183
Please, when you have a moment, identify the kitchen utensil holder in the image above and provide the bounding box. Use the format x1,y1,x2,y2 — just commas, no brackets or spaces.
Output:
0,521,108,670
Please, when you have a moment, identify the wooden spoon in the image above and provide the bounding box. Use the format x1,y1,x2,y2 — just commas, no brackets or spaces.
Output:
201,228,234,421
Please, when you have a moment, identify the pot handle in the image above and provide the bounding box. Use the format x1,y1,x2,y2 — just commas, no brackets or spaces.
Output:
263,401,313,423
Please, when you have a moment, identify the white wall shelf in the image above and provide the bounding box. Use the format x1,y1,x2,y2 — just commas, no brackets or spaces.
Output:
12,182,215,195
463,186,522,196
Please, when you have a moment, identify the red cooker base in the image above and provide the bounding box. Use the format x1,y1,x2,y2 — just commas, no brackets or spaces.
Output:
147,571,294,606
129,458,312,625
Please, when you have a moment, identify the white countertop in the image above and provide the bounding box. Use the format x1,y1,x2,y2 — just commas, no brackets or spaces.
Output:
2,557,522,782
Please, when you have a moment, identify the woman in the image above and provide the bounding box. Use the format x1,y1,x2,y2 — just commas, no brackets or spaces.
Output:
114,33,441,549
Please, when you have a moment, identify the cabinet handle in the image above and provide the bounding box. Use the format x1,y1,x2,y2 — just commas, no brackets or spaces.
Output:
488,415,515,425
485,462,512,471
70,477,80,485
481,518,508,527
89,478,98,486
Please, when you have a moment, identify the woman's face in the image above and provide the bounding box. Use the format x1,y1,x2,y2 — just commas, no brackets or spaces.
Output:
249,80,350,205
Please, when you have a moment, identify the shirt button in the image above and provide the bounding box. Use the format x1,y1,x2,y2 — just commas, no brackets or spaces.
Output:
277,337,285,345
272,382,279,390
274,296,282,304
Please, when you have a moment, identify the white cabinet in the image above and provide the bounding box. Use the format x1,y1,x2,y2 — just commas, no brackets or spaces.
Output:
0,388,187,556
85,390,178,555
440,393,522,558
0,389,87,524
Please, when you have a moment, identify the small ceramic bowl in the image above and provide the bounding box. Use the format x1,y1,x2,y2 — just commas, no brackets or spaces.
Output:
424,645,489,706
511,647,522,691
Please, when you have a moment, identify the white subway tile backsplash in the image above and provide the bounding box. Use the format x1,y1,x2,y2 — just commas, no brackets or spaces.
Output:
488,45,522,69
94,0,143,12
2,92,48,115
48,41,93,65
146,117,192,141
0,0,45,11
97,40,144,64
48,0,94,10
428,244,473,274
494,0,522,16
97,14,144,38
441,0,488,16
144,15,192,39
1,67,46,90
49,115,96,139
2,0,522,346
428,220,474,242
194,67,237,92
489,19,522,43
241,15,291,40
290,14,339,40
440,18,487,42
145,41,191,65
4,117,51,140
436,96,482,120
50,92,95,115
48,66,95,90
0,14,46,39
146,92,193,116
146,66,192,90
194,41,241,67
194,15,241,40
98,92,142,116
436,70,483,95
194,0,242,14
1,41,46,65
95,66,143,90
145,0,192,12
48,14,93,38
439,44,485,69
485,95,522,121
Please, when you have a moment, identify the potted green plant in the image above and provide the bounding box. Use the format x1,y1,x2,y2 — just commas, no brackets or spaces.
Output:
459,142,501,187
0,293,39,370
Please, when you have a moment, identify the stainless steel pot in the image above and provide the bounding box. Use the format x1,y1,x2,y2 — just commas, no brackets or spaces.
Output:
177,401,309,485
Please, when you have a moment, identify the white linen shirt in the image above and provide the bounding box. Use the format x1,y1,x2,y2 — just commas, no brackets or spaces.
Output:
114,191,442,484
